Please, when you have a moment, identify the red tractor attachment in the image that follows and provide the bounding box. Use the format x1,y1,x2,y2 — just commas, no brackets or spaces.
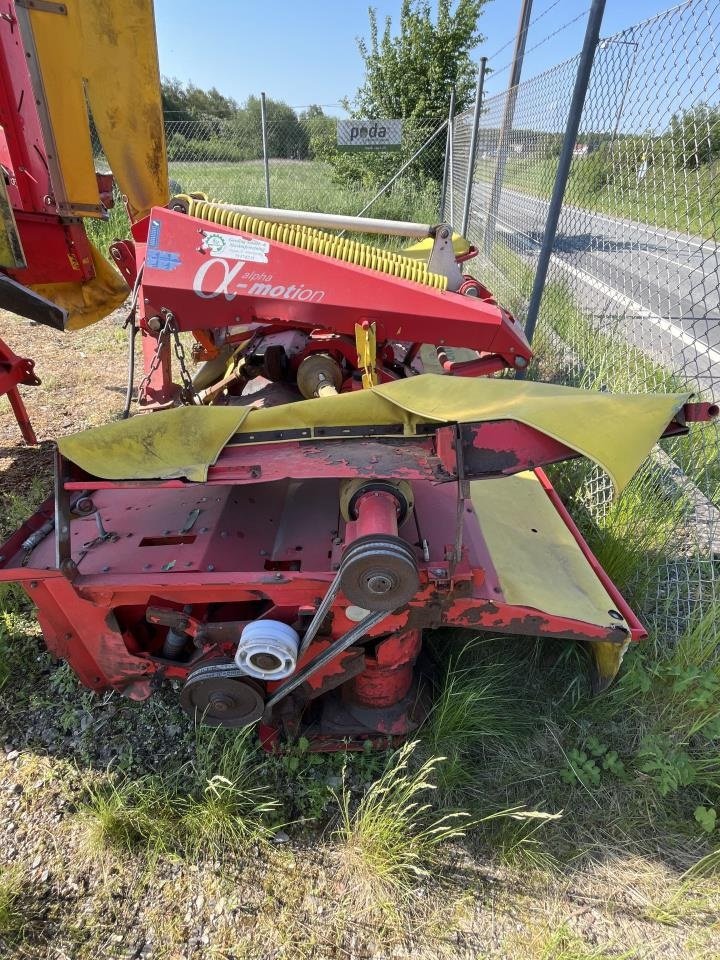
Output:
0,186,715,750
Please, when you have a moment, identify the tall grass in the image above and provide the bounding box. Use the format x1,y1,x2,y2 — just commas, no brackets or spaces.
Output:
332,740,468,903
0,868,24,942
423,638,532,801
81,727,278,859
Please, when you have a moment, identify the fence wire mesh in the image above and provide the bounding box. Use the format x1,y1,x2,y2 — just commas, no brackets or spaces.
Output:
457,0,720,639
152,116,446,219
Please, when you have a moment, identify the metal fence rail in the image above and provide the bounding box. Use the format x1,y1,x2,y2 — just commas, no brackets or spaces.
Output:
456,0,719,638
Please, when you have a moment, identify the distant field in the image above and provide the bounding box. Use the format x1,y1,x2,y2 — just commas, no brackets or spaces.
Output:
474,155,720,240
88,159,441,256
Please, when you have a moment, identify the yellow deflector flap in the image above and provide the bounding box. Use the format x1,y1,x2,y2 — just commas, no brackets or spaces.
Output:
23,0,167,220
58,375,689,487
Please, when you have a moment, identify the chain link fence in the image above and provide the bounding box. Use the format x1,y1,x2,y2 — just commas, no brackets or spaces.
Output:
92,113,447,252
155,116,446,221
452,0,720,640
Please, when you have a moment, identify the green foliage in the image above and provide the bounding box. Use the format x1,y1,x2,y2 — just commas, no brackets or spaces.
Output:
81,728,278,858
668,102,720,168
636,735,698,796
330,0,487,188
161,76,237,121
233,95,310,160
268,736,385,821
560,748,601,788
348,0,486,119
694,805,717,834
332,740,468,900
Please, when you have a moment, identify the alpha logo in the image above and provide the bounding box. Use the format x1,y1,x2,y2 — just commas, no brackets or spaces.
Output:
193,258,325,303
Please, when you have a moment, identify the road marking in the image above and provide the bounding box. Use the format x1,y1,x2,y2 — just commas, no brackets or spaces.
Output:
548,256,720,366
475,182,716,253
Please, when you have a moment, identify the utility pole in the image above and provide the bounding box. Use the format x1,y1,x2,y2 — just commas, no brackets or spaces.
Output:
483,0,533,255
522,0,607,352
461,56,488,236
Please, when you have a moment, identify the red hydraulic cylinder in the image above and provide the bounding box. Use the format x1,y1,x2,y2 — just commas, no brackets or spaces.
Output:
345,630,422,708
352,491,399,540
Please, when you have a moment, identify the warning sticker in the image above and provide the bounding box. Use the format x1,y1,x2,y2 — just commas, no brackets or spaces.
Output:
203,232,270,263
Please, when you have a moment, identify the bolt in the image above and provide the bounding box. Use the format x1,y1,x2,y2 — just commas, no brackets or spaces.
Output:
274,572,283,580
101,566,110,573
207,564,215,572
439,227,450,239
430,567,446,577
366,574,392,595
29,581,37,589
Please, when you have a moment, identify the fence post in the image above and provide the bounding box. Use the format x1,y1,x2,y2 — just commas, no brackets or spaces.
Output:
483,0,534,255
461,56,488,236
439,86,456,219
522,0,607,352
260,91,271,207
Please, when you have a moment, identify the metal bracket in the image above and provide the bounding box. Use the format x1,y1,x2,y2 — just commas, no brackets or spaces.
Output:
428,224,463,292
14,2,103,218
15,0,67,13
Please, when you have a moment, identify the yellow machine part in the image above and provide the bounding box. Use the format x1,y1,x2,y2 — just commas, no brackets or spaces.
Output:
185,198,448,291
58,373,689,487
29,242,129,331
23,0,168,221
402,232,473,261
0,176,25,270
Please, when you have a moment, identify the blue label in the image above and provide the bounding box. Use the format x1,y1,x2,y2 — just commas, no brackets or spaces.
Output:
146,249,181,271
148,218,161,249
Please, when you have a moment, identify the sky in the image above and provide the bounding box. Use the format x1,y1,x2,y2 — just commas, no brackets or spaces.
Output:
153,0,681,115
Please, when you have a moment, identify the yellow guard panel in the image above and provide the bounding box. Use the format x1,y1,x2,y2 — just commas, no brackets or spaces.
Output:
24,0,168,220
471,471,617,625
58,374,689,487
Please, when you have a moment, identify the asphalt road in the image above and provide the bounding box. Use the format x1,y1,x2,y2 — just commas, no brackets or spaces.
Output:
472,183,720,396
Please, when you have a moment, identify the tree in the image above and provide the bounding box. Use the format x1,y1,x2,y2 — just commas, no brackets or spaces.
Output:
299,106,336,160
233,96,309,160
346,0,487,121
331,0,487,187
668,103,720,169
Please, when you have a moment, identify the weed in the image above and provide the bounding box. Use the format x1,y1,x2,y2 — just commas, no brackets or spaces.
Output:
332,740,468,903
0,868,25,942
81,727,278,859
694,805,717,834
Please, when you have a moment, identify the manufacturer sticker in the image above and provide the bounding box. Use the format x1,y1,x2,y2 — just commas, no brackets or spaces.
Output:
148,218,161,249
203,232,269,263
147,249,181,271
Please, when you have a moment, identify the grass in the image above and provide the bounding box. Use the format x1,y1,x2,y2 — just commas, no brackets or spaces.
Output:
81,727,279,859
475,152,720,240
332,740,468,905
0,869,25,943
87,159,441,257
